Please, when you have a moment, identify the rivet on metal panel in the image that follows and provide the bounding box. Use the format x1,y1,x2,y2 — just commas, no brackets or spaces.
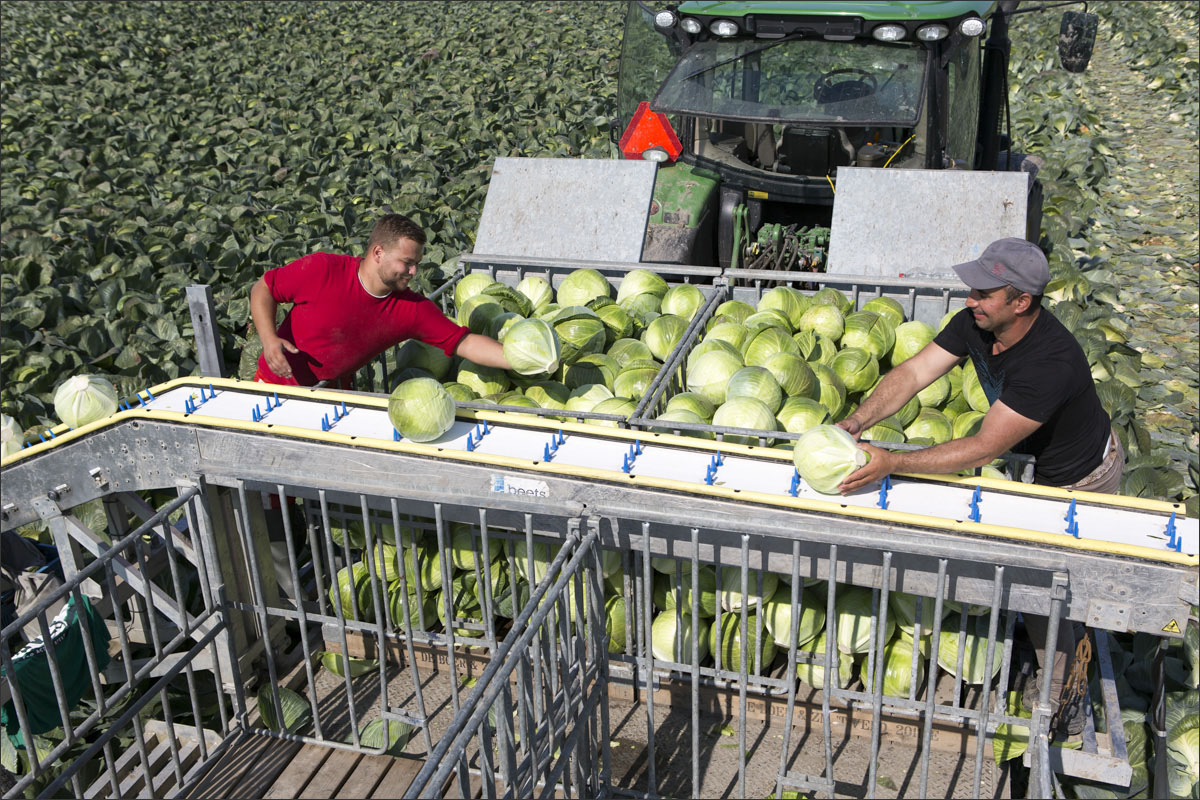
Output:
1,502,15,519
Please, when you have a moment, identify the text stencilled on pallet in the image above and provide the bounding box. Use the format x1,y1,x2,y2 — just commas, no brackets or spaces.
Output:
491,474,550,498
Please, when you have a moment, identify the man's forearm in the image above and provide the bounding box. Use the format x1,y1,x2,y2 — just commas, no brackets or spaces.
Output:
250,279,280,344
455,334,510,369
889,435,998,475
845,366,920,431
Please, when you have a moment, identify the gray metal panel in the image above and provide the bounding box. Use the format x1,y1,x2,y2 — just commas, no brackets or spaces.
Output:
187,285,227,378
827,168,1030,280
472,158,658,263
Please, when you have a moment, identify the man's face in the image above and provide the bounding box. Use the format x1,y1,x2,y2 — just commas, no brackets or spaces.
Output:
965,286,1023,331
375,237,423,292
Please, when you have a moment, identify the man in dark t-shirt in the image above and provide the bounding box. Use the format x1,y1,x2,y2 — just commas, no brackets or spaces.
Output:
837,237,1120,493
836,237,1123,736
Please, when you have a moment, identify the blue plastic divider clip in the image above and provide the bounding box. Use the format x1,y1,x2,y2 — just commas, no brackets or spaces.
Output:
274,392,281,407
1164,512,1178,550
145,387,155,400
393,428,400,441
967,485,982,522
252,405,261,423
556,430,565,446
877,475,892,510
137,393,146,408
543,443,554,462
788,470,800,497
622,443,639,473
1064,498,1079,537
321,414,330,432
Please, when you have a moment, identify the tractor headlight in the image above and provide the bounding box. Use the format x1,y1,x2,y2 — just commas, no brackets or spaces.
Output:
642,147,670,163
871,24,906,42
916,24,949,41
959,18,985,37
680,17,702,34
710,19,739,37
654,10,677,29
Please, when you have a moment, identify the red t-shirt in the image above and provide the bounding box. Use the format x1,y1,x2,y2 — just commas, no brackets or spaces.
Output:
255,253,469,386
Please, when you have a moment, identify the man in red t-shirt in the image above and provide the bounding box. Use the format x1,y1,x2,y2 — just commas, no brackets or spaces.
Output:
250,214,510,387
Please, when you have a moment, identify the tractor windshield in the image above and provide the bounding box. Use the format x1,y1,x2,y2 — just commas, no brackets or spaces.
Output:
652,38,927,127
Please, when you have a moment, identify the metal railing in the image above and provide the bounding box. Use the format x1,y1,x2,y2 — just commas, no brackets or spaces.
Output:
0,488,239,799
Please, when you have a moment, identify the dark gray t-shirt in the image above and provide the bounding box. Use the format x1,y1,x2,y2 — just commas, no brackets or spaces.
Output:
933,308,1110,485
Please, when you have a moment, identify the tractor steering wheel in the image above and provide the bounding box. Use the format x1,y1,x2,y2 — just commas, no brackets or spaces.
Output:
813,68,878,104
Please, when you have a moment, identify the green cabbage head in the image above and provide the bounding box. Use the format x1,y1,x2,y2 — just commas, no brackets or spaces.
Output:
556,269,611,307
388,377,457,442
502,318,561,375
54,375,119,428
2,414,23,459
793,424,869,494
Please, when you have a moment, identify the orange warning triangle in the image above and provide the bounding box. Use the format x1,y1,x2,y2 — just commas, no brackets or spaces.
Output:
1162,619,1181,634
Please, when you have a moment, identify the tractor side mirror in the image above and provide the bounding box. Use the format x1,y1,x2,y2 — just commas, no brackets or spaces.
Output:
1058,11,1098,73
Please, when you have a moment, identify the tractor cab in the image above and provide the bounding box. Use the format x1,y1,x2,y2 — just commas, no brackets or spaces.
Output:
617,1,1096,268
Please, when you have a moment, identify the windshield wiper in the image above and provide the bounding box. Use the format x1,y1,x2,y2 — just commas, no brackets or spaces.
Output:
680,35,805,82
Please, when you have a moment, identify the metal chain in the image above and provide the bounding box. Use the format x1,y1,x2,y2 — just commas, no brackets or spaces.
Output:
1051,630,1093,731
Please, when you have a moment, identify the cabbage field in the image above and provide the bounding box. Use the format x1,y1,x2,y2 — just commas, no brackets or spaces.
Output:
1,2,1198,794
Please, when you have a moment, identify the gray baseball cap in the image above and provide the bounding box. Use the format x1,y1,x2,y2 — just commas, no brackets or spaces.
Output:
951,238,1049,296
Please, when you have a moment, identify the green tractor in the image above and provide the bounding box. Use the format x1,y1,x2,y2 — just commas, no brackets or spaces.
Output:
616,1,1098,270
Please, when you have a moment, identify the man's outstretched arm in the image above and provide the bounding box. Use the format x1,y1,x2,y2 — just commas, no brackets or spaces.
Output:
455,333,511,370
837,400,1042,493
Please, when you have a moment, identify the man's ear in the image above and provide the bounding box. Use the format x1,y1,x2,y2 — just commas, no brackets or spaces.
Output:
1015,293,1035,314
